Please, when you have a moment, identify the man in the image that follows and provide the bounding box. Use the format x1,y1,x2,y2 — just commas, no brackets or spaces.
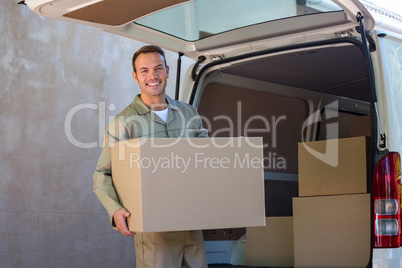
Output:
93,45,208,267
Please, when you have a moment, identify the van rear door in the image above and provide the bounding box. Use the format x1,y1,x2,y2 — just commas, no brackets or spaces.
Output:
26,0,374,62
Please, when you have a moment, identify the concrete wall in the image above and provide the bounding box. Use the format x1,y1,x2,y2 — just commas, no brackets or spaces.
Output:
1,1,193,267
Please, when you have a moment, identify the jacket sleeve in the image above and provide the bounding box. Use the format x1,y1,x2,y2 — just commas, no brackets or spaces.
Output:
196,115,209,137
93,117,128,226
191,105,209,137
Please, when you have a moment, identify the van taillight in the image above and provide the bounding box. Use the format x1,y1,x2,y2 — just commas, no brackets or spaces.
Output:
373,152,401,248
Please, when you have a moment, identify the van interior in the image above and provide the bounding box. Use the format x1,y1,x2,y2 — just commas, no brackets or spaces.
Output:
196,39,372,265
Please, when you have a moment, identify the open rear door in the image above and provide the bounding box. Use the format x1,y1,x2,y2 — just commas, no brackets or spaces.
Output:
26,0,374,61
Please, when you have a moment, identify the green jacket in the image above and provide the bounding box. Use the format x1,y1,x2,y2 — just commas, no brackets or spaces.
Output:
93,94,208,225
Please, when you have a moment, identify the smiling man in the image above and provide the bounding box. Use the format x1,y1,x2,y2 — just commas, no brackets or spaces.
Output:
93,45,208,267
132,48,169,109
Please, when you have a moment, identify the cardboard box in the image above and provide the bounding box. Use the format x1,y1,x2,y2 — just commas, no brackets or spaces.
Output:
293,194,371,267
298,136,370,197
247,217,294,267
111,137,266,233
350,115,371,137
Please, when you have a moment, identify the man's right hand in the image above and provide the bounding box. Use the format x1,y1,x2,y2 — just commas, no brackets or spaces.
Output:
113,208,135,236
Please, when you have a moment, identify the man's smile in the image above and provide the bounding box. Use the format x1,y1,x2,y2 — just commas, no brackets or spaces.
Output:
147,81,161,87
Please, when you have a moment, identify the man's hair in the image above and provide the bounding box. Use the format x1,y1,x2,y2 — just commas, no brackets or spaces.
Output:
132,45,167,73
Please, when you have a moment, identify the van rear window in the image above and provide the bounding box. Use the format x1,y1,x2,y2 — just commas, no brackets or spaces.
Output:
134,0,342,41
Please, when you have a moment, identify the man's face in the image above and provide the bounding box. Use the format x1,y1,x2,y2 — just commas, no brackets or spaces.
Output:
133,52,169,99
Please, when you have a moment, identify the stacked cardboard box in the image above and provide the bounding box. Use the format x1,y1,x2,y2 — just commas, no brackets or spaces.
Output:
247,217,294,267
293,136,371,267
297,136,370,197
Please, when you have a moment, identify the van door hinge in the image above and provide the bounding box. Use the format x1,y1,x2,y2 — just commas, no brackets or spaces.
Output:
336,29,353,38
210,54,225,61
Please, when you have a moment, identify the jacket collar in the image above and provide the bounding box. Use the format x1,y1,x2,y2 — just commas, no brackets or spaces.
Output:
133,94,180,115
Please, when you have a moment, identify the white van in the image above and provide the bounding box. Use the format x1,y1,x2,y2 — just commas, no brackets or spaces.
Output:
25,0,402,267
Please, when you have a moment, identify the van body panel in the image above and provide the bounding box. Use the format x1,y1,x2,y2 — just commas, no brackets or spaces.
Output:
374,34,402,153
373,248,402,268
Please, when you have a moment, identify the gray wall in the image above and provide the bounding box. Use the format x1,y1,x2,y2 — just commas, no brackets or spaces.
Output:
1,1,193,267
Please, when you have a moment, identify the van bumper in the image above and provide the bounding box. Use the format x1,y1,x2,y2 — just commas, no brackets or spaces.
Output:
373,247,402,268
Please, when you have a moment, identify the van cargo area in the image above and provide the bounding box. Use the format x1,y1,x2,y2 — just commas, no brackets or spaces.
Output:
196,39,373,267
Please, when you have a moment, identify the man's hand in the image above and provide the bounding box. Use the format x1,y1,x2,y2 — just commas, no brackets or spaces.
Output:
113,208,135,236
